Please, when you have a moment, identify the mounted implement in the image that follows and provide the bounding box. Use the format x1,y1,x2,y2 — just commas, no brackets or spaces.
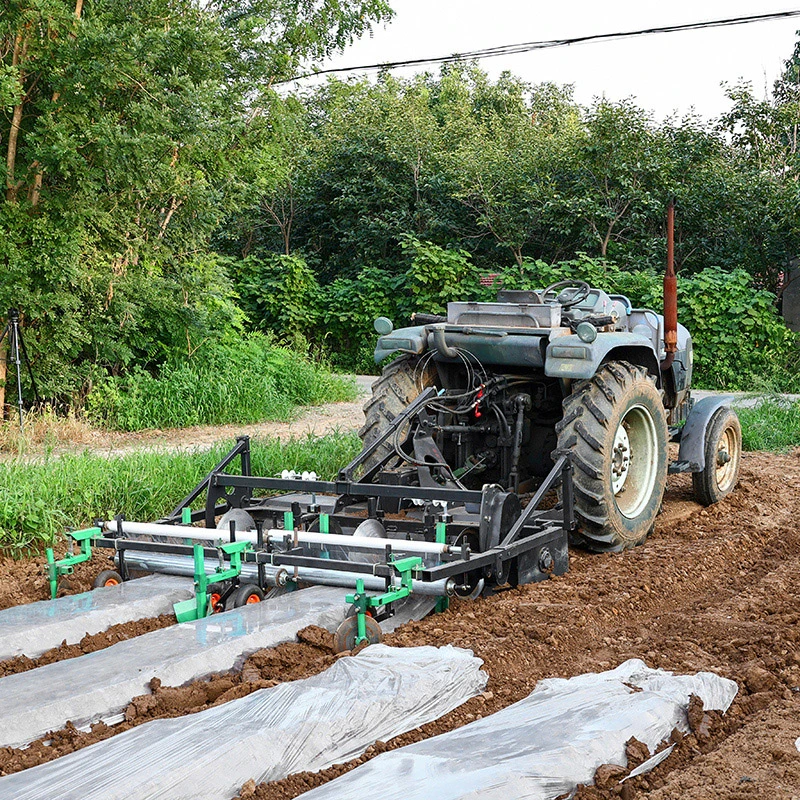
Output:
64,205,740,648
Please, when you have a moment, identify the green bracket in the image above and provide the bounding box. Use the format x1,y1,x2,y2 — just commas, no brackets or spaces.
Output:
173,539,251,623
46,527,100,600
435,521,447,544
181,507,192,524
344,555,423,646
319,512,330,558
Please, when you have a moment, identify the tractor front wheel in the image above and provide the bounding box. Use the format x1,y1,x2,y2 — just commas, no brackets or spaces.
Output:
557,361,668,551
692,407,741,506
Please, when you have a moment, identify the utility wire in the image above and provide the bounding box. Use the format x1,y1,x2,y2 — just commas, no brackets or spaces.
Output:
283,9,800,83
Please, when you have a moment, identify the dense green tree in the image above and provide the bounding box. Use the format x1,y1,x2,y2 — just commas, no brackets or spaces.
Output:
0,0,391,402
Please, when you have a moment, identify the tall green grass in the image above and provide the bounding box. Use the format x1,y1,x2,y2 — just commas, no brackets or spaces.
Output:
86,335,357,431
0,433,361,554
737,399,800,452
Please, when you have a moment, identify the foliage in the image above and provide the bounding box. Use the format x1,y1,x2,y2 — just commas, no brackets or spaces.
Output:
0,432,361,553
232,253,321,342
86,334,356,431
0,0,391,404
6,4,800,404
399,235,477,316
737,399,800,452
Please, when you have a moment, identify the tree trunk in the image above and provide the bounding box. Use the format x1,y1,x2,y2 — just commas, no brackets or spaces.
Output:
5,33,27,203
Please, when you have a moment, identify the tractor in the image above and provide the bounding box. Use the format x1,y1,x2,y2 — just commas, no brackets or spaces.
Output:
359,205,740,552
70,207,741,649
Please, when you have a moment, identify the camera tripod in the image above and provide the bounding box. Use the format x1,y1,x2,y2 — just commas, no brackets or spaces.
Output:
0,309,39,433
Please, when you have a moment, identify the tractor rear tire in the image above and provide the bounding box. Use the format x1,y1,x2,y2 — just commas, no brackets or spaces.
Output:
358,355,438,474
557,361,668,552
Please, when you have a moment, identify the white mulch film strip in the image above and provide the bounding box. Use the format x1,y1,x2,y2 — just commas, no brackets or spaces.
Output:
0,574,194,660
296,659,739,800
0,585,349,749
0,644,487,800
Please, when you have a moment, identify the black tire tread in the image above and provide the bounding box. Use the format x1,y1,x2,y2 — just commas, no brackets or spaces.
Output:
358,356,437,472
557,361,668,552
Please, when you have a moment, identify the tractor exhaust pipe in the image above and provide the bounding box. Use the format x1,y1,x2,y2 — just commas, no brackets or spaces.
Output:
661,198,678,372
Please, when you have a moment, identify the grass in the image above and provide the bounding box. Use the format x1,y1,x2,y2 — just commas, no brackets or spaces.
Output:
0,432,361,555
2,395,793,555
86,335,357,431
737,398,800,452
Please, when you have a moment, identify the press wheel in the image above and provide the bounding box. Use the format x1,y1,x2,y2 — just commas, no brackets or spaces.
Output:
333,615,382,653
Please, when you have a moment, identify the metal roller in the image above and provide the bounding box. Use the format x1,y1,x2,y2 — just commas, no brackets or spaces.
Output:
104,520,453,556
116,550,455,597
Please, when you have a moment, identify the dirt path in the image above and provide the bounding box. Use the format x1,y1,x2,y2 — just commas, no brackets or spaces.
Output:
0,451,798,798
0,399,367,462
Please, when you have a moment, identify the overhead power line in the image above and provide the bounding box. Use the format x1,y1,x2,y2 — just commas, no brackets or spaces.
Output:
283,9,800,83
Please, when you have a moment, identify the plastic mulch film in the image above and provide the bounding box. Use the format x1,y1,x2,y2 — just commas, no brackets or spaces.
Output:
296,658,739,800
0,644,487,800
0,575,194,661
0,585,348,749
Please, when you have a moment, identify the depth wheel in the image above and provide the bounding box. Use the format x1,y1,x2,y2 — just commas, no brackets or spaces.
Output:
692,407,741,506
93,569,123,589
333,615,382,653
557,361,668,551
226,584,264,610
207,582,225,613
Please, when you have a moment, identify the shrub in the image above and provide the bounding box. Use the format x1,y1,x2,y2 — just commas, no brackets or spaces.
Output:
86,333,356,431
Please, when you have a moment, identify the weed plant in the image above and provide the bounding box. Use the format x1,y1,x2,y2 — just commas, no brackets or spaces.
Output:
86,335,357,431
0,432,360,555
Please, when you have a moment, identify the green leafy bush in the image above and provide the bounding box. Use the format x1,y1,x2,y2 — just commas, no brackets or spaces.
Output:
86,333,356,431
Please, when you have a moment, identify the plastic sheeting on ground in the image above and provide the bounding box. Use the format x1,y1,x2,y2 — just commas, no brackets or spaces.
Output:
0,645,487,800
0,585,348,749
296,658,739,800
0,575,194,661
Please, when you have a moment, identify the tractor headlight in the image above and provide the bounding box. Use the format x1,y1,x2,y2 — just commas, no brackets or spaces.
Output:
576,321,597,343
374,316,394,335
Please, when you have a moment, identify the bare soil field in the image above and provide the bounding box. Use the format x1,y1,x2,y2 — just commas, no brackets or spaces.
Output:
0,449,798,799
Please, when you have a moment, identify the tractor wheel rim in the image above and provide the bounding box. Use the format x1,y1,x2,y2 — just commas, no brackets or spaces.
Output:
245,594,261,604
612,404,658,520
104,579,119,587
715,425,739,492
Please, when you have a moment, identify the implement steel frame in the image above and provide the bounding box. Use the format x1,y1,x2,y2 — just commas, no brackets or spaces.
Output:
100,421,574,590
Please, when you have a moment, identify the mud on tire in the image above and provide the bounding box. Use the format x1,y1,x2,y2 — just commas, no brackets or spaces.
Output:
556,361,668,552
358,355,438,474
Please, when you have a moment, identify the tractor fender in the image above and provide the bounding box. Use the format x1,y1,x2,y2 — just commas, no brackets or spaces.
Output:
677,395,734,471
544,332,659,380
373,324,428,363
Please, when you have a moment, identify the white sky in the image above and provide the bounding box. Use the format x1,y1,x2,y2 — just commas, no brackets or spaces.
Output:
306,1,800,121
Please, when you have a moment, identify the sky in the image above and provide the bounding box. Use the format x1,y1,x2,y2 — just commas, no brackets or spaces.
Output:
300,1,800,121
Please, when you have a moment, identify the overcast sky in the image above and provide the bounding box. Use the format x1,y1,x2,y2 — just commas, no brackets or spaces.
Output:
303,1,800,121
